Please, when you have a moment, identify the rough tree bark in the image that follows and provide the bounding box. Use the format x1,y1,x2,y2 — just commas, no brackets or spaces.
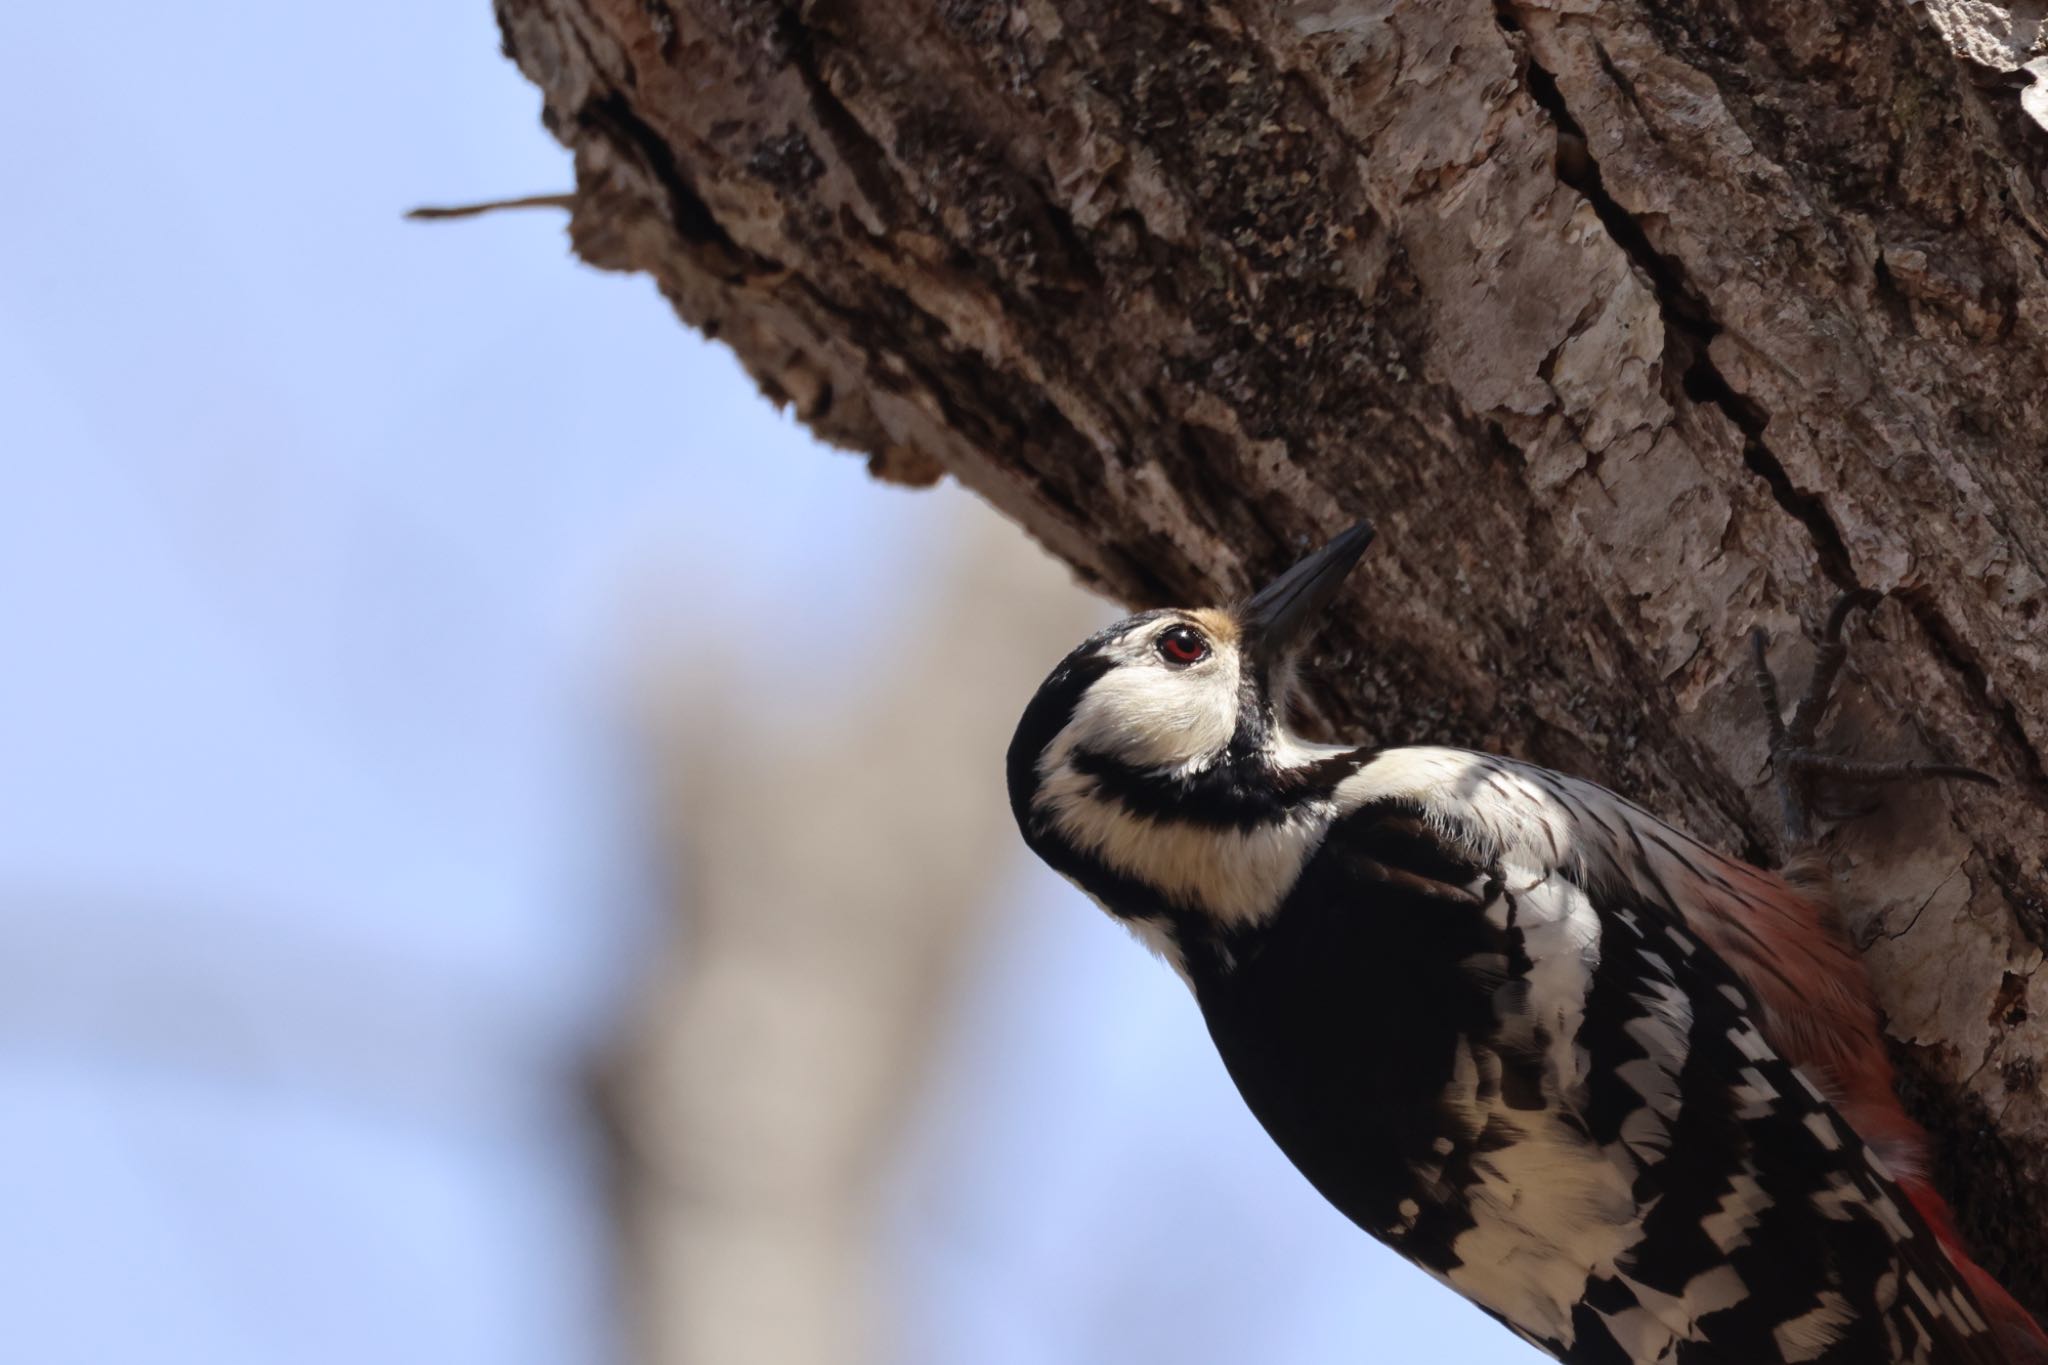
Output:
494,0,2048,1315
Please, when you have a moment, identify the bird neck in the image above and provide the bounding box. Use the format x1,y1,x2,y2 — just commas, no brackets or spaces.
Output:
1064,742,1336,827
1021,737,1378,977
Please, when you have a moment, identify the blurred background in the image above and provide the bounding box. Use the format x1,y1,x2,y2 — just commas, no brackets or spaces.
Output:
1,6,1520,1363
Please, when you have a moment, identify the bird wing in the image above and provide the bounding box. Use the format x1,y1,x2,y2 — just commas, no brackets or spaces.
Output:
1513,761,2047,1364
1200,797,2016,1365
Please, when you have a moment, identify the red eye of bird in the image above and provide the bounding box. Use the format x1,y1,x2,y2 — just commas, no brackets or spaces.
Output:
1157,625,1210,665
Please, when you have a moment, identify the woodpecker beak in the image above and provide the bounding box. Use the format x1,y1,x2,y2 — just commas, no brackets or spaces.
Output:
1241,521,1376,659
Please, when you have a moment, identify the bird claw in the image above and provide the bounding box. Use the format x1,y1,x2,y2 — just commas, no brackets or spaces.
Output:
1749,591,1997,849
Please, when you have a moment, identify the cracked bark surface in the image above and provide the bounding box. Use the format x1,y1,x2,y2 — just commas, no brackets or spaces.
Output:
495,0,2048,1315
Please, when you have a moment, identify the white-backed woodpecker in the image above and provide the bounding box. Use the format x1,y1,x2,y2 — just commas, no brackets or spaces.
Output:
1007,523,2041,1365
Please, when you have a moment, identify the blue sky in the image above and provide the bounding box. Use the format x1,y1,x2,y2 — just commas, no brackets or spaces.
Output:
0,7,901,1359
0,6,1526,1363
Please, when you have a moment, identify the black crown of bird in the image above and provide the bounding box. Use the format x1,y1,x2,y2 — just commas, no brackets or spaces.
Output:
1007,522,2043,1365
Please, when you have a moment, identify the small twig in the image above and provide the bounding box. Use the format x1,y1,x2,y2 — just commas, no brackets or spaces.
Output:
404,192,577,221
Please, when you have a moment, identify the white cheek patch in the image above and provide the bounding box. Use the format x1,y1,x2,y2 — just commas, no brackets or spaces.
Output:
1055,646,1243,773
1028,633,1337,930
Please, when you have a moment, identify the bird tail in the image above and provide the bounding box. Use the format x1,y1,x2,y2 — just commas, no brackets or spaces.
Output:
1893,1175,2048,1365
1669,849,2047,1361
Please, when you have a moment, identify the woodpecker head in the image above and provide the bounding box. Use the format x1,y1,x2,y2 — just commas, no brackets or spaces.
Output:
1006,523,1377,958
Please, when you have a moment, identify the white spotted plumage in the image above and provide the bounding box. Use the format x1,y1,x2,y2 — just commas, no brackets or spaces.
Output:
1008,526,2042,1364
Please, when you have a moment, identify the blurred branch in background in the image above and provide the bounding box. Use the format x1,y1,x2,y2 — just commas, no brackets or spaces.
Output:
607,505,1101,1365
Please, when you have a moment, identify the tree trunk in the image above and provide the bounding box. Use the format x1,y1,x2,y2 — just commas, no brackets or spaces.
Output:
599,507,1101,1365
494,0,2048,1313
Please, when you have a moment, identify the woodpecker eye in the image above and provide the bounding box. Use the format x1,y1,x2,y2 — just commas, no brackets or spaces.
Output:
1156,625,1210,666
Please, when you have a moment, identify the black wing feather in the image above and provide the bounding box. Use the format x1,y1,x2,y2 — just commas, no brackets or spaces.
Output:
1193,802,2013,1365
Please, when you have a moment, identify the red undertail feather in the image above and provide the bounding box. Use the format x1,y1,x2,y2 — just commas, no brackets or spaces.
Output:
1674,851,2048,1364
